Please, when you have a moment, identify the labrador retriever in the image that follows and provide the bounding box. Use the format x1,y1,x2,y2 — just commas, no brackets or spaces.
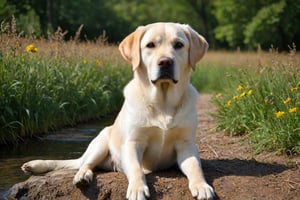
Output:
21,22,214,200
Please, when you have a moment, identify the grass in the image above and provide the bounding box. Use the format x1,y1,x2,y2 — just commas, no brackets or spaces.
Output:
0,26,131,144
211,47,300,154
191,62,239,92
0,20,299,154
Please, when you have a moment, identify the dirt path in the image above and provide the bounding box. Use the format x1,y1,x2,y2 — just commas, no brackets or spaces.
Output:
5,94,300,200
197,94,300,200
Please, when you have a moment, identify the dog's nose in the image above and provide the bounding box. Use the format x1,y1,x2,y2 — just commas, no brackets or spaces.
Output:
157,57,173,67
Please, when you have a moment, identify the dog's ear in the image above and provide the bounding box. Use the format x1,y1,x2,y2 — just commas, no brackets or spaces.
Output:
182,25,208,70
119,26,146,70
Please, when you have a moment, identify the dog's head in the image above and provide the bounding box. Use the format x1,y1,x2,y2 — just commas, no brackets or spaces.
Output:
119,22,208,86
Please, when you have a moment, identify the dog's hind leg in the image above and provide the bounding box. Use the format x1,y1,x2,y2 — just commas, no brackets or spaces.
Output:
21,127,110,181
73,127,110,185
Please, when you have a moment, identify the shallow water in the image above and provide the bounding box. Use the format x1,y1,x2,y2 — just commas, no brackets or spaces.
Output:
0,119,112,195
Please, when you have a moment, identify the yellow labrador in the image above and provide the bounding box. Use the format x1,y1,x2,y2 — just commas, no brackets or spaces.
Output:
22,22,214,200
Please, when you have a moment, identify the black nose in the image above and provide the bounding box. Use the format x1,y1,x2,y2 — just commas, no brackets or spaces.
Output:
157,57,173,67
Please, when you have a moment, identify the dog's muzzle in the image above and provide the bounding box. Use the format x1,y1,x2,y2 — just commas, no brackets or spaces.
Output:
151,57,178,84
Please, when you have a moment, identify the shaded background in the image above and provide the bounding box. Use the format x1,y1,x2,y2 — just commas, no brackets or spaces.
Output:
1,0,300,50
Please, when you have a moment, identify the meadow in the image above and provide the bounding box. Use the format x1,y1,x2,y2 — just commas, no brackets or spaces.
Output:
207,47,300,154
0,26,299,154
0,27,131,144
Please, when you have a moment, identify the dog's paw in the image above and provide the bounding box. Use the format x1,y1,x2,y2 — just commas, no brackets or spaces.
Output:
21,160,48,174
126,181,150,200
73,167,93,185
189,182,214,200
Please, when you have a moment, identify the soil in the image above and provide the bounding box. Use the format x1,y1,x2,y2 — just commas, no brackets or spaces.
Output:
4,94,300,200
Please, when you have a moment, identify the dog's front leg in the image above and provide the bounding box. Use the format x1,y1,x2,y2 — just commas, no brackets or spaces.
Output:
176,141,214,200
122,141,150,200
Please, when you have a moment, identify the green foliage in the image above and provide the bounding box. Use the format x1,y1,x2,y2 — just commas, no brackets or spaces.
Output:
0,51,131,144
0,0,15,18
214,0,300,49
191,63,239,92
4,0,300,49
213,50,300,154
214,0,259,48
244,1,286,49
16,8,41,36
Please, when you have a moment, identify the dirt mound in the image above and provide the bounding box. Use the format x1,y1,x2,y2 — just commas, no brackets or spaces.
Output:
4,94,300,200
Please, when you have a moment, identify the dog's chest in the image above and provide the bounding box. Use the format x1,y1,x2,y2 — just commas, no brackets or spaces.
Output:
142,126,189,171
152,112,175,130
147,104,180,130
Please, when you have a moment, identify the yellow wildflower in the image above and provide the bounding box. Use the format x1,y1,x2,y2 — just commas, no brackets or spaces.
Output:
215,93,222,98
290,87,298,92
240,92,246,97
283,97,291,104
227,100,231,106
83,59,87,64
237,85,243,91
233,95,239,100
289,107,297,113
275,111,285,118
26,44,38,53
247,90,253,95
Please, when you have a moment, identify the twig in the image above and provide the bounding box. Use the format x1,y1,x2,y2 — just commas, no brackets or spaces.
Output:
206,144,219,158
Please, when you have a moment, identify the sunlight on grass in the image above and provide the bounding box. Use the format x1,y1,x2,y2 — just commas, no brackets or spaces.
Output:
0,22,299,154
212,47,300,154
0,28,131,144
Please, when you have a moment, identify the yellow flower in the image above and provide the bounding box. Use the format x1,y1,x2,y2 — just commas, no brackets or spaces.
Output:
275,111,285,118
247,90,253,95
283,97,291,104
289,107,297,113
240,92,246,97
26,44,38,53
237,85,243,91
290,87,298,92
215,93,222,98
83,59,87,64
233,95,239,100
227,100,231,106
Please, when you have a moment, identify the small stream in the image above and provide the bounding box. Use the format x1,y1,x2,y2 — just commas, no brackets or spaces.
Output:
0,118,113,195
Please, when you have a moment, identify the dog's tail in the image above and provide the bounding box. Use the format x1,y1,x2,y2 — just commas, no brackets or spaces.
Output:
21,126,112,175
21,158,82,174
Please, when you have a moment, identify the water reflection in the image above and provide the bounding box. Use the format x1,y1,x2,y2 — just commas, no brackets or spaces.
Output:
0,119,112,194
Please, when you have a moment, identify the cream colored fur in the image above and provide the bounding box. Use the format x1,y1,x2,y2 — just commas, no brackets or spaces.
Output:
22,22,214,200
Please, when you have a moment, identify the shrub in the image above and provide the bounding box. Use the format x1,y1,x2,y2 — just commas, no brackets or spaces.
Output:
213,48,300,154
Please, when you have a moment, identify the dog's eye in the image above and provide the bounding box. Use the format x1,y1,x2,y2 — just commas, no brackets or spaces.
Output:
146,42,155,48
174,41,184,49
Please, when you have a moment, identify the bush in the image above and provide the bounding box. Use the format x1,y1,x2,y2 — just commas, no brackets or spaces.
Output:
213,48,300,154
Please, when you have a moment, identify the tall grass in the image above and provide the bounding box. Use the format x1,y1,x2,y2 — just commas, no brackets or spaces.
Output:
192,63,239,92
212,47,300,154
0,24,131,144
1,19,299,154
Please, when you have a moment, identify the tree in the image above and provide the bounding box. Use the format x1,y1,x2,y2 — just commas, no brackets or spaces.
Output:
3,0,300,49
186,0,217,48
0,0,14,20
213,0,300,50
213,0,260,49
244,0,300,50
